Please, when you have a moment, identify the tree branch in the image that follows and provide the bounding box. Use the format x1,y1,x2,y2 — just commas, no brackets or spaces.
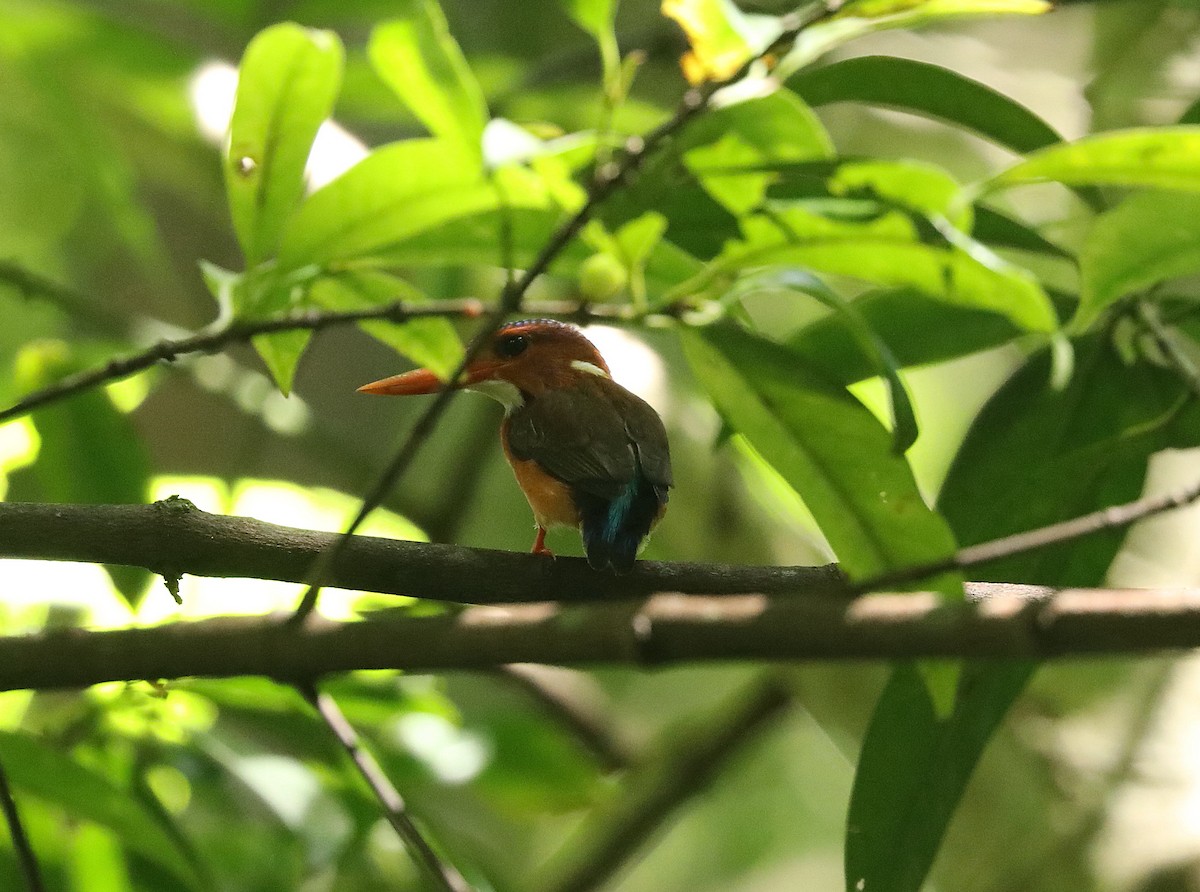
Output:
4,585,1200,690
0,298,487,426
299,684,472,892
853,476,1200,593
0,500,844,604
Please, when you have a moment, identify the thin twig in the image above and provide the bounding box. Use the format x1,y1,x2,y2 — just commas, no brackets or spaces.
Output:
854,476,1200,593
298,683,472,892
0,756,44,892
0,298,486,425
539,676,793,892
287,0,849,623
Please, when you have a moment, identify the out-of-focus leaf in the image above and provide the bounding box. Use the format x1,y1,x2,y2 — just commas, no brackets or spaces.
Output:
846,663,1032,892
788,287,1021,382
661,0,775,84
729,270,918,453
848,337,1189,892
603,90,829,257
278,140,545,268
310,271,463,378
790,56,1061,154
10,341,151,606
1079,191,1200,328
1180,96,1200,125
226,24,344,265
704,208,1057,332
831,159,971,229
683,91,833,213
989,127,1200,193
0,731,203,889
783,2,1050,77
681,324,958,585
973,206,1073,259
561,0,620,77
562,0,617,36
369,5,488,163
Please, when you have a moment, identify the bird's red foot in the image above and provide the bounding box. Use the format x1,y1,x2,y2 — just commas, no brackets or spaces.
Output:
531,527,555,558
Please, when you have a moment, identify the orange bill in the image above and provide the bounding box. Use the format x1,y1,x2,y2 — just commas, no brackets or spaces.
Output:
357,360,505,396
357,368,444,395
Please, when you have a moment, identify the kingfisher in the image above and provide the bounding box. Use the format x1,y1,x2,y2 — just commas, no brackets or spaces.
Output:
358,319,672,572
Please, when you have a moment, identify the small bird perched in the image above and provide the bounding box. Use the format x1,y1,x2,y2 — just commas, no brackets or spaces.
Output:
359,320,672,572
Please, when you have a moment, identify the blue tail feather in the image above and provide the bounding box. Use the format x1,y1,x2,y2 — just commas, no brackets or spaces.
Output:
577,465,665,573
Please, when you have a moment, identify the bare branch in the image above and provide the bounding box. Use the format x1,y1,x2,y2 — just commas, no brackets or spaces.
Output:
0,500,845,604
0,298,487,425
854,476,1200,593
299,684,472,892
539,676,792,892
0,757,44,892
6,585,1200,690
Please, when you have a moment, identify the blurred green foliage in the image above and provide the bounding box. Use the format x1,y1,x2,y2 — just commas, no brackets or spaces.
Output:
5,1,1200,890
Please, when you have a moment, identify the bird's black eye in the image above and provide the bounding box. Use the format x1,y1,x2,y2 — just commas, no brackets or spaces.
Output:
496,333,529,358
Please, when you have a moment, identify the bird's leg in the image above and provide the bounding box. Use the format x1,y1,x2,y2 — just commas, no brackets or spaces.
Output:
531,526,555,557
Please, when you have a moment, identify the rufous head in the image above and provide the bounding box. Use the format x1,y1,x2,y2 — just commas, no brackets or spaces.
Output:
358,319,611,409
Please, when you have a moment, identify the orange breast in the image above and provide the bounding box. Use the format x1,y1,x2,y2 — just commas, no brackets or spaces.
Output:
501,429,580,530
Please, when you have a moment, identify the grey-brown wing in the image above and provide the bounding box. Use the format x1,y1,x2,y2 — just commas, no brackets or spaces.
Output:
505,386,637,500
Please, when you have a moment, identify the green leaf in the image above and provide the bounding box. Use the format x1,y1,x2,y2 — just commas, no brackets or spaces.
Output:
310,271,463,378
847,338,1190,892
782,2,1049,77
972,205,1073,259
1079,191,1200,329
704,208,1057,332
561,0,620,79
0,731,203,889
681,324,958,584
729,270,918,453
846,662,1032,892
278,139,511,269
790,55,1060,155
989,127,1200,193
683,90,833,214
226,24,344,265
788,287,1021,382
369,5,488,164
561,0,617,36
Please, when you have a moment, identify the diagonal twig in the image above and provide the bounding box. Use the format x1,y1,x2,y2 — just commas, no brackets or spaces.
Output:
0,755,44,892
299,683,473,892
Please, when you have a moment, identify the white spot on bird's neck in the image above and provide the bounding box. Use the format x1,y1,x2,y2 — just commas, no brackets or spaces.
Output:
570,360,609,378
467,379,524,414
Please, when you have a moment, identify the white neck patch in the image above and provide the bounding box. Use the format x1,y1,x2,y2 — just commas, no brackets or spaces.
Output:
467,378,524,413
570,360,609,378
